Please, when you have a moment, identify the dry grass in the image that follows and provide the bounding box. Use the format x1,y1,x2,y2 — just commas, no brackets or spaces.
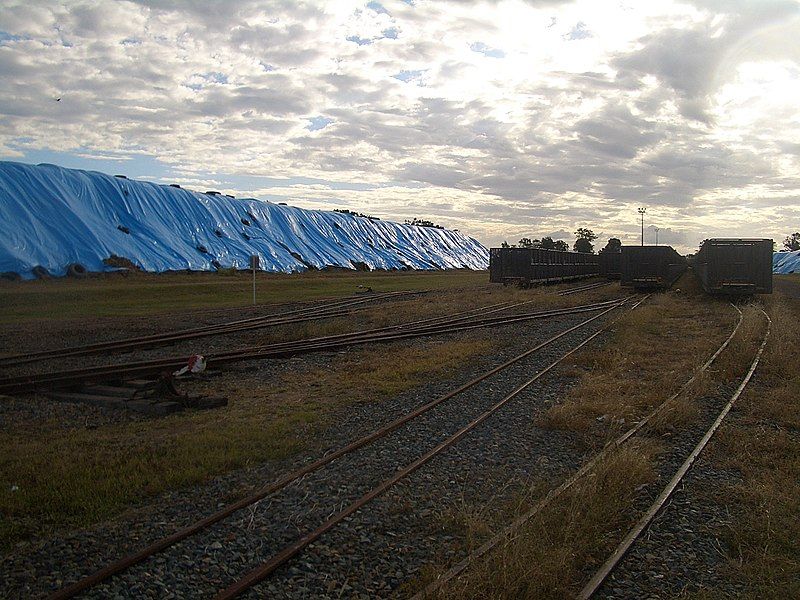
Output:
702,294,800,597
538,275,735,437
414,275,752,598
423,441,658,599
0,336,491,551
0,269,490,324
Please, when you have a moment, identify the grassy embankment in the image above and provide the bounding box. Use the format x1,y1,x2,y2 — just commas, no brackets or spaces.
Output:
417,273,796,598
0,270,613,551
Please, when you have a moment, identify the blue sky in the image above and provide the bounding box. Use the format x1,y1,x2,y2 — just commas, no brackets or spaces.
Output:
1,0,799,251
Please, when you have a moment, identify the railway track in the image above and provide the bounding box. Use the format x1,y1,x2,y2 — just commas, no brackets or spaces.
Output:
46,296,636,599
2,281,608,370
558,280,613,296
0,298,625,396
578,308,770,599
0,291,418,367
414,304,769,599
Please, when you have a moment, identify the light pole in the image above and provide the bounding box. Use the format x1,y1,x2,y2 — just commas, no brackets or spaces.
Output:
637,207,646,246
654,227,659,246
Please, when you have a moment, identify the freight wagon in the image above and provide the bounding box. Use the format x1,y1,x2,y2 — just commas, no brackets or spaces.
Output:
598,249,622,279
694,238,773,295
489,247,599,287
620,245,686,290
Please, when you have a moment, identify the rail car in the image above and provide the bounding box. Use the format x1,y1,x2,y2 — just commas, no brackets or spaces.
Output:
489,247,599,287
694,238,773,295
598,249,622,279
620,245,687,290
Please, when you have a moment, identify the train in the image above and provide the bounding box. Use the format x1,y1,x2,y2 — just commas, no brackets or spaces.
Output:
598,249,621,279
620,245,687,290
489,247,599,287
693,238,773,295
491,239,772,295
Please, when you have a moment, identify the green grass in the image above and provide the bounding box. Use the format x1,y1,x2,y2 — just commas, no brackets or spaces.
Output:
0,269,488,323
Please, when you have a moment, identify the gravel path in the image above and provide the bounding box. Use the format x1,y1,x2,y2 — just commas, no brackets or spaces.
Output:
0,307,624,599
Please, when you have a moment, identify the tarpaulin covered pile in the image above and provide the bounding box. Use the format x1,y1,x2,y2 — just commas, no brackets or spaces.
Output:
0,161,488,278
773,250,800,274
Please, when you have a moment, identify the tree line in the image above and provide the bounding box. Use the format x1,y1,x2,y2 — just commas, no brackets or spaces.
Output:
501,229,619,254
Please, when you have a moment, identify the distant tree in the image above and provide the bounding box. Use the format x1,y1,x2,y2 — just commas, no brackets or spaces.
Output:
335,208,372,219
500,241,511,248
518,237,537,248
573,228,597,253
553,240,569,252
599,237,622,254
575,228,598,242
539,236,556,250
405,218,443,229
784,232,800,251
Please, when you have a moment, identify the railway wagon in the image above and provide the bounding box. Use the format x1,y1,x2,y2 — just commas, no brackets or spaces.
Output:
489,247,599,286
620,245,687,290
694,238,773,295
598,250,622,279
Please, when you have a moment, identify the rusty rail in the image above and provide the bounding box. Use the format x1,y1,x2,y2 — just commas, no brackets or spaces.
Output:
578,308,770,599
1,299,624,395
413,302,748,598
214,303,628,599
0,291,416,367
48,299,630,600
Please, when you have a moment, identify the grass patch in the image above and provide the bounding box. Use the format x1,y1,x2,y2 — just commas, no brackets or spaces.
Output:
415,274,749,597
0,337,492,551
538,274,735,437
422,441,658,599
705,294,800,597
0,269,489,323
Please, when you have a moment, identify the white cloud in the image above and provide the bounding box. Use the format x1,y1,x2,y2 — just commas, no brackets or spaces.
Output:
0,0,798,253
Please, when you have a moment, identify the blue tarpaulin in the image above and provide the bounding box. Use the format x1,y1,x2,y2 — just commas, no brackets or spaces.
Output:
0,161,488,278
773,250,800,274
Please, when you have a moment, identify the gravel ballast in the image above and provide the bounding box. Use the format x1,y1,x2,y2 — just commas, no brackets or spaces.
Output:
1,304,626,598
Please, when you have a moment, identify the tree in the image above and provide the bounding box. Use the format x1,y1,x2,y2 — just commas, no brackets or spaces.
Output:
539,236,555,250
575,228,598,242
573,228,597,253
518,237,538,248
405,218,443,229
599,237,622,254
500,241,511,248
784,232,800,251
553,240,569,252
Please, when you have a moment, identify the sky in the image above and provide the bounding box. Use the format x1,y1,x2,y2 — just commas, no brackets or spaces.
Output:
1,0,799,253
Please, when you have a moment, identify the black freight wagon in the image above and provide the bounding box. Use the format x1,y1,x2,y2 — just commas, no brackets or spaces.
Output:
620,245,686,290
598,249,622,279
694,238,773,295
489,247,599,286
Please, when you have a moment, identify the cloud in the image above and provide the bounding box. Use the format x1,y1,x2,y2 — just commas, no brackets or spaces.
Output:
0,0,797,253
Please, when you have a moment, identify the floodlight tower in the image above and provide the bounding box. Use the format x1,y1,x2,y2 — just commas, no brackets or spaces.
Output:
638,207,646,246
654,227,660,246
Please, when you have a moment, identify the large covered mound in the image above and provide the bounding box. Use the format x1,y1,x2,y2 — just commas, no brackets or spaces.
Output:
0,161,488,278
773,251,800,274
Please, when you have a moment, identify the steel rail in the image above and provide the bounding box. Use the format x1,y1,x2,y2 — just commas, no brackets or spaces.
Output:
214,302,628,599
1,300,624,395
578,308,771,599
412,301,744,599
0,300,621,393
0,291,415,366
558,281,613,296
47,300,629,600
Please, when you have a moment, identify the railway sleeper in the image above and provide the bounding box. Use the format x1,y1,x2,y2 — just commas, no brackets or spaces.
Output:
44,376,227,416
